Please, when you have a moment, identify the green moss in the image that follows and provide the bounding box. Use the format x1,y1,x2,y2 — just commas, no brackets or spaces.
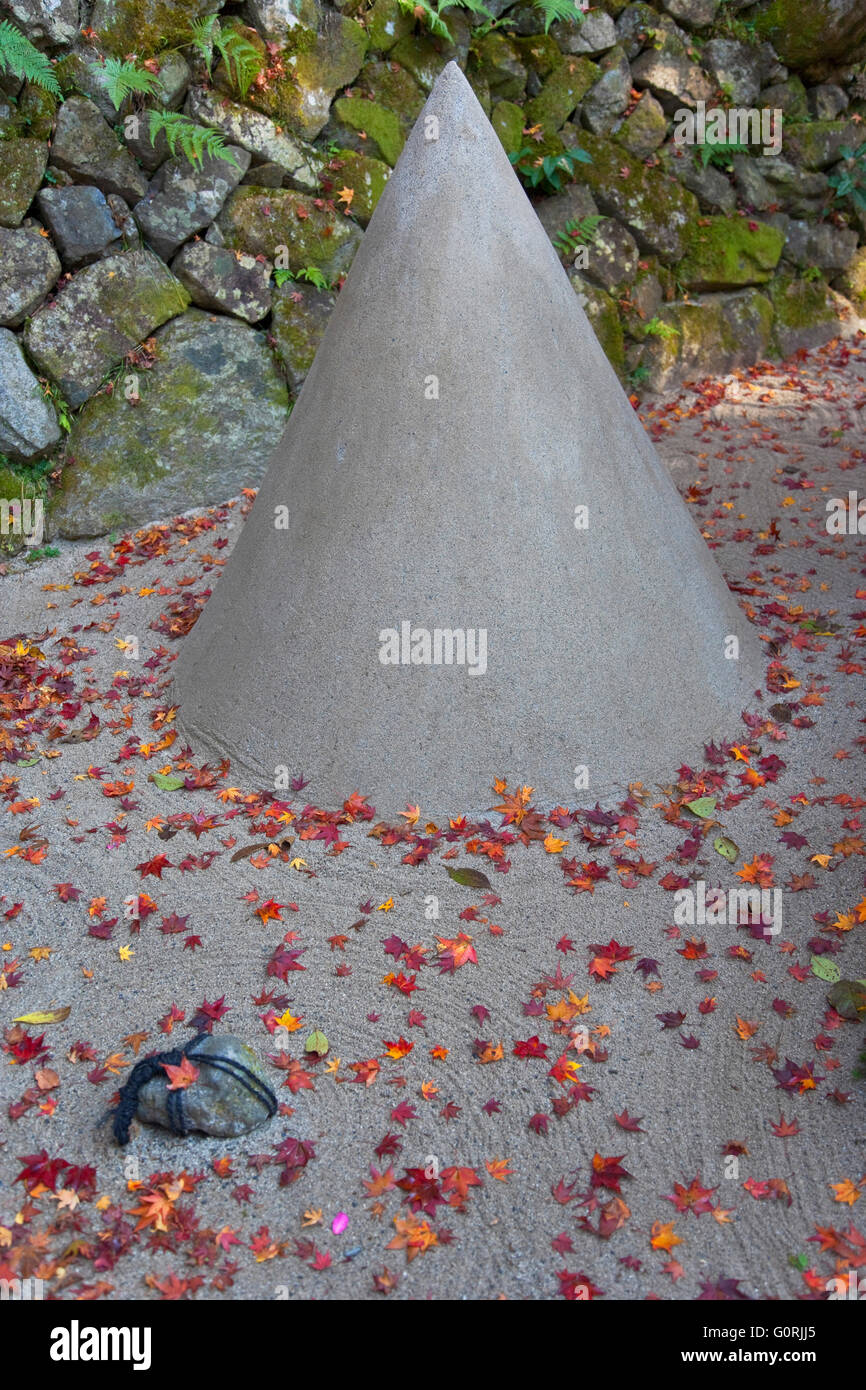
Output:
472,33,527,102
332,96,404,166
834,247,866,311
366,0,413,53
491,100,525,157
679,216,785,291
573,131,699,264
91,0,222,58
355,60,426,126
783,120,861,171
0,139,48,228
752,0,853,69
218,187,361,274
524,56,599,136
327,149,389,225
390,33,455,93
768,274,836,331
571,275,626,376
514,35,561,80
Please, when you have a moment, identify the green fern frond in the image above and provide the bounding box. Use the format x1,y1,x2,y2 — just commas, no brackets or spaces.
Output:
215,24,266,100
187,14,219,68
0,19,61,96
92,56,159,111
533,0,583,34
147,109,240,170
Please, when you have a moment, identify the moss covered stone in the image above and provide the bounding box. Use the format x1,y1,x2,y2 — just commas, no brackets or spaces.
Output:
833,246,866,311
0,139,47,228
514,34,561,79
524,56,599,135
472,33,527,102
366,0,413,52
752,0,866,70
323,148,389,225
571,273,626,376
491,100,525,157
354,59,426,126
389,33,457,93
783,120,864,171
613,91,668,157
573,131,700,263
332,95,405,165
217,185,363,275
679,216,785,290
232,16,368,141
768,274,840,357
88,0,222,58
50,309,289,538
271,280,335,391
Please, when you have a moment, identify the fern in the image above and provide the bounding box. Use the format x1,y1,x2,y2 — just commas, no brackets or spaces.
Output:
0,19,61,96
186,16,264,99
533,0,584,34
92,57,159,111
146,110,240,170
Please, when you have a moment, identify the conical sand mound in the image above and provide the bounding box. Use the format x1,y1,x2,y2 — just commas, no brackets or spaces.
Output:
170,62,764,815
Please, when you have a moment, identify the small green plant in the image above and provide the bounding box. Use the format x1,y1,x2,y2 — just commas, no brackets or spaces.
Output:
275,265,331,290
509,144,591,194
533,0,584,34
396,0,493,40
802,265,822,283
644,316,679,341
698,139,747,170
829,143,866,214
89,58,239,168
187,15,265,100
0,18,61,97
24,545,60,564
39,380,73,433
628,363,650,386
97,56,160,109
553,213,602,256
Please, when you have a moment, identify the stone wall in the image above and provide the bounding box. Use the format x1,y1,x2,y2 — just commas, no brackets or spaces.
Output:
1,0,865,545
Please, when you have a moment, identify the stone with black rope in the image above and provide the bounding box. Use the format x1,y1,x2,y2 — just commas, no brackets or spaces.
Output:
112,1033,277,1145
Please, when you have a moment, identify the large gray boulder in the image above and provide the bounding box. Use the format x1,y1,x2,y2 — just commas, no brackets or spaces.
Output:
186,88,320,191
49,97,148,205
271,279,335,391
171,241,272,322
701,38,763,106
133,147,251,260
631,51,715,113
5,0,80,44
35,186,132,267
51,310,289,538
0,328,61,460
24,249,190,407
169,63,763,817
0,223,61,326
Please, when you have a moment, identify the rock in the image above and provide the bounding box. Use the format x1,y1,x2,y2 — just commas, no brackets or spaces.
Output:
365,0,412,53
271,279,335,390
24,249,190,407
52,310,289,537
16,84,56,141
241,161,287,187
774,119,860,170
514,34,561,81
524,56,599,134
582,216,639,293
670,146,737,211
700,38,763,106
331,95,405,165
613,91,668,156
88,0,224,58
171,241,272,321
491,99,525,156
319,148,389,225
35,185,128,267
121,1034,277,1141
217,185,362,277
768,214,859,273
640,288,773,390
0,139,48,227
807,83,849,120
0,224,60,326
615,3,687,61
581,49,631,135
620,261,664,337
133,147,251,260
6,0,80,45
573,130,700,262
631,51,715,113
49,97,149,204
389,31,463,93
768,274,840,357
186,87,320,191
759,76,808,119
679,215,785,290
247,0,322,40
53,51,123,123
534,181,600,246
732,152,829,216
833,246,866,311
0,328,61,460
354,57,426,123
472,33,527,102
752,0,866,71
552,11,618,55
659,0,718,29
235,13,368,141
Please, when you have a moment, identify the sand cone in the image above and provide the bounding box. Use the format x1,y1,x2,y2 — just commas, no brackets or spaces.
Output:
170,62,763,816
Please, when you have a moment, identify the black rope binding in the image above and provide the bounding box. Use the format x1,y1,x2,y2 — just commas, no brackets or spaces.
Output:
112,1033,277,1146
